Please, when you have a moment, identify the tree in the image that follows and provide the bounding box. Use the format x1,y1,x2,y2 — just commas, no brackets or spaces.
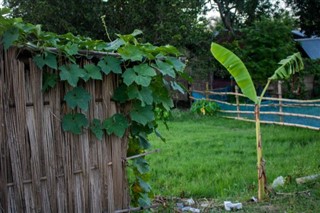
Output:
238,16,297,85
207,0,285,35
286,0,320,36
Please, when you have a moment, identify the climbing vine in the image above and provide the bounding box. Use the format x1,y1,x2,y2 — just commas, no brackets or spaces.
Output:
0,8,186,206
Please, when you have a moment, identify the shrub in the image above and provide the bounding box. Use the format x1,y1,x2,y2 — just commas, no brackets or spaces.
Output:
190,100,220,116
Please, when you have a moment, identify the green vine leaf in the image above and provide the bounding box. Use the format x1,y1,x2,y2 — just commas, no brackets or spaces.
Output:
2,26,19,50
138,134,151,149
105,38,125,51
97,55,122,75
59,64,86,87
132,157,150,174
103,114,129,138
117,29,143,43
64,86,92,111
127,85,153,106
118,44,145,61
138,177,151,193
122,68,136,86
122,64,156,87
155,59,176,78
33,52,58,69
63,42,79,55
151,78,174,111
83,64,102,81
155,45,181,56
112,84,129,103
130,104,154,126
170,81,185,94
166,56,185,72
42,71,58,92
62,113,88,134
90,119,104,140
138,193,152,207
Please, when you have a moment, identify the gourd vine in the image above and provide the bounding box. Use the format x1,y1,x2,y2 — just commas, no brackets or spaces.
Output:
0,8,187,206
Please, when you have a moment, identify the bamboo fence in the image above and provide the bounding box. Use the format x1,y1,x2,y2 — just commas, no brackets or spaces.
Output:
0,47,130,212
190,84,320,131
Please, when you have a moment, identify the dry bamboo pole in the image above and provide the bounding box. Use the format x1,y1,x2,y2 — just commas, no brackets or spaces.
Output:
192,89,320,103
219,110,320,120
222,116,320,131
235,85,240,118
190,96,240,106
278,81,283,122
192,89,247,97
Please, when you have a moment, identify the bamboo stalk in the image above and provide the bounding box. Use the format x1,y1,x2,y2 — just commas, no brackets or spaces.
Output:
190,95,320,107
192,89,247,97
219,110,320,120
191,89,320,103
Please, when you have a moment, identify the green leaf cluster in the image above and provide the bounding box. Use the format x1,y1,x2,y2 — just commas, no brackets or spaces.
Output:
190,99,220,116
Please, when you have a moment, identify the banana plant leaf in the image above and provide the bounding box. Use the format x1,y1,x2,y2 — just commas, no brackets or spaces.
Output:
269,52,304,80
211,42,258,103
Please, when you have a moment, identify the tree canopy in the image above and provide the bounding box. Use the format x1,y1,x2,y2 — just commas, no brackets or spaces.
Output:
208,0,284,35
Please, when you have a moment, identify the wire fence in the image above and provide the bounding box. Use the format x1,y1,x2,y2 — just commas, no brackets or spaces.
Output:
190,82,320,131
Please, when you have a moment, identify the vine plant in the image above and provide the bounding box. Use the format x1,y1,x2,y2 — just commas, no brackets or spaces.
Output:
0,8,186,206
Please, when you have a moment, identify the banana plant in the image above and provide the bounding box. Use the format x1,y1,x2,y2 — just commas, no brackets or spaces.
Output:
210,42,304,201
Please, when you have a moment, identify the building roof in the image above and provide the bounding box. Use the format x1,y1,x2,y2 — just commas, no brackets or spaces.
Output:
295,38,320,59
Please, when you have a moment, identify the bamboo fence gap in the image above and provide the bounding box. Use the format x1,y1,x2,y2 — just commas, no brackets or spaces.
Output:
0,47,131,212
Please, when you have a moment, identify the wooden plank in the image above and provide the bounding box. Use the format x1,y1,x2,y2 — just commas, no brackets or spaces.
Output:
0,46,8,213
5,48,26,211
102,74,115,212
28,59,43,212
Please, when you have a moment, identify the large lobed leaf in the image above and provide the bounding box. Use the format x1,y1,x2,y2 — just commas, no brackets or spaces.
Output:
211,42,258,103
269,52,304,80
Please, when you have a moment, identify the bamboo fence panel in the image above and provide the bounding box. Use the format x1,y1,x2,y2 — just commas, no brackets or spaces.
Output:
190,85,320,131
0,47,130,212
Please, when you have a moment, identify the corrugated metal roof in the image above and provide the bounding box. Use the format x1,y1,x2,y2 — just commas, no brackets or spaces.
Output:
295,38,320,59
291,30,306,38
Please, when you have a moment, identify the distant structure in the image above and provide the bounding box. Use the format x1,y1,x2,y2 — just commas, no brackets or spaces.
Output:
292,30,320,59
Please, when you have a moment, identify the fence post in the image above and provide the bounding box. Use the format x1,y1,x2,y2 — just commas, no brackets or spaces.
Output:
189,86,193,106
278,80,283,122
205,82,209,100
235,85,240,118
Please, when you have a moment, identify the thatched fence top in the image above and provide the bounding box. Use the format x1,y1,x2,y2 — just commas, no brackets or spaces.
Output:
0,47,129,212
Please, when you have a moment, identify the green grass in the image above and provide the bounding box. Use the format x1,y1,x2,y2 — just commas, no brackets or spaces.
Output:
146,110,320,211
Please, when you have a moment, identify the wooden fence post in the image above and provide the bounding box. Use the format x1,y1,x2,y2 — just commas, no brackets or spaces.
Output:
278,81,283,122
205,82,209,100
235,85,240,118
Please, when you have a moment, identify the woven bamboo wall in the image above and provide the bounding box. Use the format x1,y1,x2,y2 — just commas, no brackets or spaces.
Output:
0,47,130,212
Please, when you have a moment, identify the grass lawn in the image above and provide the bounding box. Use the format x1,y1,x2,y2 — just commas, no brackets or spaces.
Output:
146,110,320,212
